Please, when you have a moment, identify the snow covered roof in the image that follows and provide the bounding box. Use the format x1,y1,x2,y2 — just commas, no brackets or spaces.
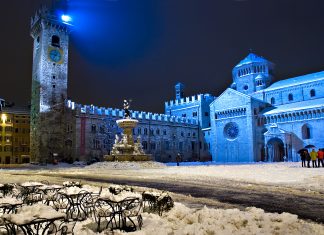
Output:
263,98,324,115
235,53,268,67
264,71,324,91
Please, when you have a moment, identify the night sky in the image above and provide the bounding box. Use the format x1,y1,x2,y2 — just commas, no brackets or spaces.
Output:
1,0,324,113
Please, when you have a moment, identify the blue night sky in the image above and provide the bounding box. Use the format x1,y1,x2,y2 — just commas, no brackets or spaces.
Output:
1,0,324,112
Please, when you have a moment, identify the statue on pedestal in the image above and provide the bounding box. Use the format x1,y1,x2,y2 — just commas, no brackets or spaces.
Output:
123,99,131,118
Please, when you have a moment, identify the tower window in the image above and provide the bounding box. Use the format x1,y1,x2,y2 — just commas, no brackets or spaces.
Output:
51,35,60,47
310,89,315,97
243,85,249,90
52,85,55,88
288,93,293,101
270,97,275,105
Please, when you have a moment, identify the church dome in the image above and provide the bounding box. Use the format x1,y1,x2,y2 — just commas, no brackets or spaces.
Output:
235,53,268,68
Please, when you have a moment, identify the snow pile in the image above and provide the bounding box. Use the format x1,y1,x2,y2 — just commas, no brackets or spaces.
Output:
74,203,324,235
84,161,166,170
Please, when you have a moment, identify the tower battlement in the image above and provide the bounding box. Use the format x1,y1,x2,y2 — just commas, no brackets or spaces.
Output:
66,100,198,125
165,93,215,108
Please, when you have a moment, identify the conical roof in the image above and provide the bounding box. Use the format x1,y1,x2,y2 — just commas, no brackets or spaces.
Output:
235,53,268,68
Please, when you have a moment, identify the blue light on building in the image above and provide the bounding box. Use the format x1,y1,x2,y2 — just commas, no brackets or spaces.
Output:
61,14,72,23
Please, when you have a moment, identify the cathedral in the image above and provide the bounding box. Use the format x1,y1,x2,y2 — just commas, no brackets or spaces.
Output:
29,4,324,164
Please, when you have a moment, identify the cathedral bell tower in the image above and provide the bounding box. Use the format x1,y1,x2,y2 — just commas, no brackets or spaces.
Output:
30,3,72,163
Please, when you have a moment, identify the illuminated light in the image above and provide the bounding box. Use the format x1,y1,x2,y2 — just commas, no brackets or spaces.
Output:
61,15,72,23
1,114,7,123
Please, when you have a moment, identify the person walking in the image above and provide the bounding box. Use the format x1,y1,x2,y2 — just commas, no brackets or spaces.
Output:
176,153,181,166
310,149,318,168
317,148,324,167
299,150,306,167
305,150,311,168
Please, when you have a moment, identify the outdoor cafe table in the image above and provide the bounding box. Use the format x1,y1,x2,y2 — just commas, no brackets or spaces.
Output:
96,192,142,232
0,197,23,214
57,187,91,221
2,204,65,235
19,182,45,204
38,185,64,206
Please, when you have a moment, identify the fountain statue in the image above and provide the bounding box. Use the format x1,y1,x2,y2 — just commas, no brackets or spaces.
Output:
104,100,151,161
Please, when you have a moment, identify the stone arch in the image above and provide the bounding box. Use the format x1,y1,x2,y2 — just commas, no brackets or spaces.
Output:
267,138,285,162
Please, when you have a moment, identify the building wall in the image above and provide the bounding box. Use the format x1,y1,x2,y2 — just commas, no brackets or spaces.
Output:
66,102,200,163
0,109,30,164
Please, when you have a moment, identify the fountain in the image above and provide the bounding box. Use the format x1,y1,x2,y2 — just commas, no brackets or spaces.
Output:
104,100,152,161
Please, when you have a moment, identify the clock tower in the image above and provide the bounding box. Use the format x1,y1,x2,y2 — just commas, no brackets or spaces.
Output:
30,3,72,163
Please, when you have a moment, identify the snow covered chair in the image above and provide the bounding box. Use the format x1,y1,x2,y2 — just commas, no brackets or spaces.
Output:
120,197,143,231
94,198,116,232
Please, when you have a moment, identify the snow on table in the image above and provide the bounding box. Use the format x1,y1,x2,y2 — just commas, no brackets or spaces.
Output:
99,191,141,202
2,204,65,225
0,197,22,205
20,182,44,187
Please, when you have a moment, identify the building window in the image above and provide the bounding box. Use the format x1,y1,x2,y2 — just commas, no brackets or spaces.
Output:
310,89,315,97
91,124,96,133
192,112,198,117
288,93,293,101
165,141,170,150
179,142,183,151
51,35,60,47
156,129,160,135
144,128,148,135
302,124,311,139
270,97,275,105
163,130,167,135
182,114,186,117
142,141,148,150
150,142,156,150
137,128,141,135
181,132,184,137
204,112,209,116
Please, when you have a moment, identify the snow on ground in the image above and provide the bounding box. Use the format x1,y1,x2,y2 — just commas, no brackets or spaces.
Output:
75,203,324,235
1,162,324,234
55,161,324,191
84,161,166,170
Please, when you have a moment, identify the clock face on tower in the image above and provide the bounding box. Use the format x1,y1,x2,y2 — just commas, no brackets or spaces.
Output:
48,48,62,63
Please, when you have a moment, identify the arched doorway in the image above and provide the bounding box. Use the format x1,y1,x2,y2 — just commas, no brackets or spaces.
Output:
267,138,285,162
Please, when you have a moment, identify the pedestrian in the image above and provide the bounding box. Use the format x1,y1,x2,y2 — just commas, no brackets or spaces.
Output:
299,150,306,167
176,153,181,166
305,150,311,168
310,149,318,168
317,148,324,167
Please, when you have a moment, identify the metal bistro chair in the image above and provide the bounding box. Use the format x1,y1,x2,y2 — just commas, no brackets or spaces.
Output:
120,197,143,232
156,194,174,216
142,191,158,213
94,199,116,232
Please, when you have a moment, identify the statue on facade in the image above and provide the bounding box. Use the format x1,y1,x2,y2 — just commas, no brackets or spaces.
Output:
123,99,131,118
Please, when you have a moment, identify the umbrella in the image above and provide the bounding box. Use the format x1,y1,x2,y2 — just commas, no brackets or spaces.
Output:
305,144,316,149
297,148,307,154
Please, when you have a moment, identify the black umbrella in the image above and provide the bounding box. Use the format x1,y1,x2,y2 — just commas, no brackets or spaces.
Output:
297,148,307,154
305,144,316,149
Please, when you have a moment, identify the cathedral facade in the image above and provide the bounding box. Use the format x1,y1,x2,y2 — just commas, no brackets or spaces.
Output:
29,4,324,164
